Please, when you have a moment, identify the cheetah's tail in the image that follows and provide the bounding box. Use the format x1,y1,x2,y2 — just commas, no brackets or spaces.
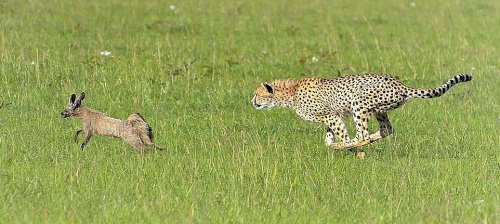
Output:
406,74,472,99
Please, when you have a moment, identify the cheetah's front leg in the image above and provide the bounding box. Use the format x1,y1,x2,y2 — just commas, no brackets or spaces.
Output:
330,112,372,150
325,117,366,157
325,116,350,147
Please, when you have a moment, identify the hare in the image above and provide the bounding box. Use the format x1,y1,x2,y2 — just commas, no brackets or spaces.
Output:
61,92,166,152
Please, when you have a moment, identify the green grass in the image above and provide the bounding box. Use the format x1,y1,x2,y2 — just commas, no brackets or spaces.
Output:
1,0,499,223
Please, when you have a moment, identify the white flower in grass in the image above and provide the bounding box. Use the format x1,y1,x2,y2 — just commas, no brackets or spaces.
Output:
470,67,476,74
31,61,35,65
170,5,178,13
409,2,416,8
311,56,318,63
100,51,111,56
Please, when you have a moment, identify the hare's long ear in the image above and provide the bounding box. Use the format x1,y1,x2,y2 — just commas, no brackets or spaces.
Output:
69,94,77,105
78,92,85,101
75,92,85,106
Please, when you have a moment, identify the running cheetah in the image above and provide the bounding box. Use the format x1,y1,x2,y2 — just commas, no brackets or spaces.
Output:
251,73,472,154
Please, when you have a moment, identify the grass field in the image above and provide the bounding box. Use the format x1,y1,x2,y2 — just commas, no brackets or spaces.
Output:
1,0,499,223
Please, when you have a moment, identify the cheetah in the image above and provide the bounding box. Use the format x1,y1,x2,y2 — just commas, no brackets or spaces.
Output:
251,73,472,155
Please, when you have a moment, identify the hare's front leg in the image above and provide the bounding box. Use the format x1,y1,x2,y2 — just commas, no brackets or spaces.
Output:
81,133,93,151
74,129,84,143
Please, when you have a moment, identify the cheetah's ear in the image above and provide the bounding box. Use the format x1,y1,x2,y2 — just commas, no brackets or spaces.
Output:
262,82,274,94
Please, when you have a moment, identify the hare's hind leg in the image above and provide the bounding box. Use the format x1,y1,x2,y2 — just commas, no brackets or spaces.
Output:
149,143,167,151
140,134,167,151
123,129,148,153
132,142,147,153
126,137,147,153
127,134,148,153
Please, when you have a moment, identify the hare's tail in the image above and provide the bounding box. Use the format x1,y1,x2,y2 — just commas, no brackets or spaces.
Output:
128,113,167,151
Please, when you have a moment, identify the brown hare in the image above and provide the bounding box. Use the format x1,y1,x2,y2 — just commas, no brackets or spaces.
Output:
61,92,166,152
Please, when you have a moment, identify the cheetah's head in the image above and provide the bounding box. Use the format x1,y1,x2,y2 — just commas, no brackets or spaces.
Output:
252,82,276,109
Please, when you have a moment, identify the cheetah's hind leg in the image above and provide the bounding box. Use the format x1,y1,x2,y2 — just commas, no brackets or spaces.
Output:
329,112,395,158
331,112,393,157
334,112,394,149
368,112,393,142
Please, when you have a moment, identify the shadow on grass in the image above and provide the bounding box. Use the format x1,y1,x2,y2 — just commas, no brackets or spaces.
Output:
0,102,12,109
